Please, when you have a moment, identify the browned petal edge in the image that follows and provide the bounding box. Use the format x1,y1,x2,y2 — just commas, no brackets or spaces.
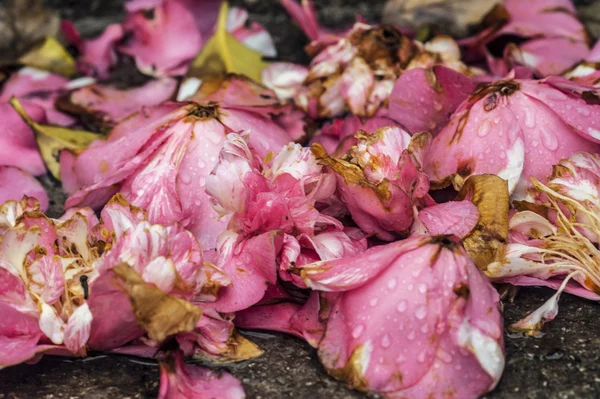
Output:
205,330,264,363
311,142,393,201
111,263,202,343
321,344,370,392
456,174,509,271
55,90,115,134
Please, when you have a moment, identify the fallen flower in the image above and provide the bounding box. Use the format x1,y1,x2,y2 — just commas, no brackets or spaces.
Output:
487,152,600,331
312,126,433,240
300,235,504,397
64,101,291,249
424,72,600,199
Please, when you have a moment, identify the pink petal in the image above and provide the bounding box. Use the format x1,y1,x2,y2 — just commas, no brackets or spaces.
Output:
0,103,46,176
262,62,308,101
119,0,203,76
211,231,283,313
0,299,43,368
62,21,124,78
389,66,475,135
510,38,588,77
28,256,64,305
63,78,177,128
281,0,321,41
39,302,65,344
158,351,245,399
63,303,93,354
414,201,479,238
0,167,48,211
227,7,276,57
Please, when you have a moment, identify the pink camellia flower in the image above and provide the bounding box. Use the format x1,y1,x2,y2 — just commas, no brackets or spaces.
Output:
262,26,477,119
312,126,433,241
463,0,589,77
205,133,365,311
487,152,600,333
61,21,124,79
298,235,504,397
63,101,291,250
0,205,98,368
84,195,245,363
0,167,48,212
424,72,600,200
158,350,245,399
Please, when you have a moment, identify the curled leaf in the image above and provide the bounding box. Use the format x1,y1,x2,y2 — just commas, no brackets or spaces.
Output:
186,2,269,83
111,263,202,343
17,37,77,77
456,174,509,271
9,97,101,180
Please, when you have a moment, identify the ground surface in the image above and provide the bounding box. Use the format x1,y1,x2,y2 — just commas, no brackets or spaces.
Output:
1,1,600,398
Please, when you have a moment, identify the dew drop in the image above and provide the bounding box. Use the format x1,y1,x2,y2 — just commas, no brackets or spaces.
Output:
180,174,192,184
387,278,397,290
420,324,429,334
433,101,443,111
530,139,539,148
477,120,491,137
418,283,427,294
397,300,408,313
415,306,428,320
417,352,426,363
438,349,453,363
407,331,416,340
369,297,379,307
380,334,391,348
523,108,535,128
541,129,558,151
352,325,365,338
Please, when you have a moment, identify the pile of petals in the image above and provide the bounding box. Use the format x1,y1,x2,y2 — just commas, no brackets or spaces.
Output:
2,0,600,397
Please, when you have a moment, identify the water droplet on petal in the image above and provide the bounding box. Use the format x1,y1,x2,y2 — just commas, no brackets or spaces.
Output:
420,324,429,334
433,101,443,111
541,129,558,151
380,334,391,348
408,331,416,340
387,278,397,290
369,297,379,307
415,306,428,320
417,352,426,363
438,349,453,363
418,283,427,294
477,120,491,137
397,301,408,313
352,325,365,338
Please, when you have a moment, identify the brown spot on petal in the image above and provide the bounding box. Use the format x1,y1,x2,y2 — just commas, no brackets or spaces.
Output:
188,102,220,120
111,263,201,343
453,283,470,299
457,175,509,271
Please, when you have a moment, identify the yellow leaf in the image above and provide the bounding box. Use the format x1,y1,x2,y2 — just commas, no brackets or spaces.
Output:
186,2,269,83
9,97,101,180
17,37,77,77
111,263,202,343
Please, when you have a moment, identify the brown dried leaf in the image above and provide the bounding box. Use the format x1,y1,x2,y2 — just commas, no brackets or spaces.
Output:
382,0,500,37
456,174,509,271
111,263,202,343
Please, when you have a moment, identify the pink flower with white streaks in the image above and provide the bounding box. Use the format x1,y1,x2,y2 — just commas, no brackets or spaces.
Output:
64,101,291,250
487,152,600,332
424,73,600,200
313,126,433,241
0,207,100,368
205,133,364,310
298,235,504,397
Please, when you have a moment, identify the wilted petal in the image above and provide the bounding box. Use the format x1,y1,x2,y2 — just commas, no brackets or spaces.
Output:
158,351,245,399
39,302,65,345
413,201,479,238
63,303,93,353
